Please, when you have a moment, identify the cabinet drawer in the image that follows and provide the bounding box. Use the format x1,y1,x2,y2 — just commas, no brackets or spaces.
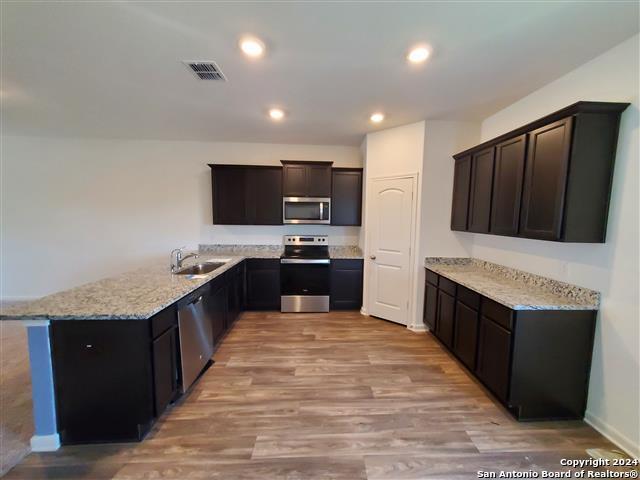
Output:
439,277,457,296
457,286,480,310
151,306,177,339
481,298,513,330
426,269,439,287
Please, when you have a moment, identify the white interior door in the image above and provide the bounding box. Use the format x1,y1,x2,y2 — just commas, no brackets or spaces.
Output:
367,176,415,325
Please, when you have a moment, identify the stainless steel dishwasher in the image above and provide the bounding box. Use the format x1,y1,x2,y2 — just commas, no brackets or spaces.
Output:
177,286,214,393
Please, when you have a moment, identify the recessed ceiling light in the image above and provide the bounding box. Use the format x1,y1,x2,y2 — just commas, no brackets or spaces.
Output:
240,36,265,58
269,108,285,121
370,112,385,123
407,45,431,64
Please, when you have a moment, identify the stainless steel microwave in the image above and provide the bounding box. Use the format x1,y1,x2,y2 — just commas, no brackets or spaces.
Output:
283,197,331,224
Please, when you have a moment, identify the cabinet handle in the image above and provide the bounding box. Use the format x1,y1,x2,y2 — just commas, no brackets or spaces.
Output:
370,255,376,260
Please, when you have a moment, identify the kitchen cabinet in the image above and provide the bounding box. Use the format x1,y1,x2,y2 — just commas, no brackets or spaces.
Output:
451,101,629,242
423,267,596,420
247,167,283,224
152,325,179,417
282,161,332,197
210,165,282,225
210,166,246,225
331,168,362,226
491,135,526,236
51,320,156,444
476,316,511,403
208,282,228,345
435,290,455,348
226,262,245,327
453,299,479,370
450,155,471,231
422,281,438,331
519,118,573,240
468,147,495,233
330,259,363,310
245,259,281,310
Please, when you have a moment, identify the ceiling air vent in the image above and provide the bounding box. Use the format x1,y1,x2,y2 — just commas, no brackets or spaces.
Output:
184,61,227,81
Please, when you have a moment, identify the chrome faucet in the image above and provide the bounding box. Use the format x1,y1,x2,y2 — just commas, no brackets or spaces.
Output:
170,247,199,273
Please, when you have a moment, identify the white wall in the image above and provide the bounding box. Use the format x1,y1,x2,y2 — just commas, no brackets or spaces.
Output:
1,137,361,299
413,120,479,329
472,35,639,456
361,122,426,327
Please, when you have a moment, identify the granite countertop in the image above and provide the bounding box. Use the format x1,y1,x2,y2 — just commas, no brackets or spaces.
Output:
1,245,364,321
424,257,599,311
0,253,250,321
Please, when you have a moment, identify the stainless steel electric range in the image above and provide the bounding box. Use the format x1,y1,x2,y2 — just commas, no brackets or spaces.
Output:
280,235,330,313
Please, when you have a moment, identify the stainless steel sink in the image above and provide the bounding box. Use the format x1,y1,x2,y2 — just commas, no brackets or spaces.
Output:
174,262,225,275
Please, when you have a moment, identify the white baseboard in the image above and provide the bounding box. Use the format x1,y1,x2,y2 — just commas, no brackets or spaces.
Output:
360,307,368,316
407,324,426,333
584,411,639,459
30,433,60,452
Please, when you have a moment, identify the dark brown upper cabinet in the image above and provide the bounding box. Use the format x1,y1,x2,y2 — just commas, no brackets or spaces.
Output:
519,118,572,240
451,101,629,243
331,168,362,226
450,155,472,231
468,147,495,233
490,135,527,236
209,165,282,225
282,161,332,197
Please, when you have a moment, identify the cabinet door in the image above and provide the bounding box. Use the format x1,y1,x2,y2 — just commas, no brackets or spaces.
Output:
453,301,479,370
468,147,495,233
520,117,573,240
491,135,526,236
226,268,243,327
436,290,455,348
423,281,438,331
282,164,307,196
211,167,247,224
51,320,155,443
451,156,472,231
306,164,332,197
331,169,362,226
208,285,228,345
152,327,178,417
247,167,282,225
476,316,512,403
330,259,363,310
245,259,281,310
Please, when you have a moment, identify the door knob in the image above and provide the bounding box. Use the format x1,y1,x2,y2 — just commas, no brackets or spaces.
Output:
370,255,377,260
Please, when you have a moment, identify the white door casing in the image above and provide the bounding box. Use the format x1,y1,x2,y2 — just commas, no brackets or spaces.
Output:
367,175,416,325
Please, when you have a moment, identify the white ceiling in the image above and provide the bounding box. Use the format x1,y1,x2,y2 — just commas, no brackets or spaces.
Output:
2,2,638,146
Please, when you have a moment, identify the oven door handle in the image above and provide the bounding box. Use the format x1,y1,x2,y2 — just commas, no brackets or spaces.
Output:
280,258,331,264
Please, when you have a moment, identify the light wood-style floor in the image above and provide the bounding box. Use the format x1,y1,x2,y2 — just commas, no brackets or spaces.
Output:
0,321,33,477
4,311,635,479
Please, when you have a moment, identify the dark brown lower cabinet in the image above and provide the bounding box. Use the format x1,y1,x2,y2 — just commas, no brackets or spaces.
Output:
208,283,228,345
245,259,281,310
453,301,479,370
51,320,156,444
424,267,596,420
435,290,455,348
476,316,511,403
330,259,363,310
152,326,179,417
423,281,438,330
